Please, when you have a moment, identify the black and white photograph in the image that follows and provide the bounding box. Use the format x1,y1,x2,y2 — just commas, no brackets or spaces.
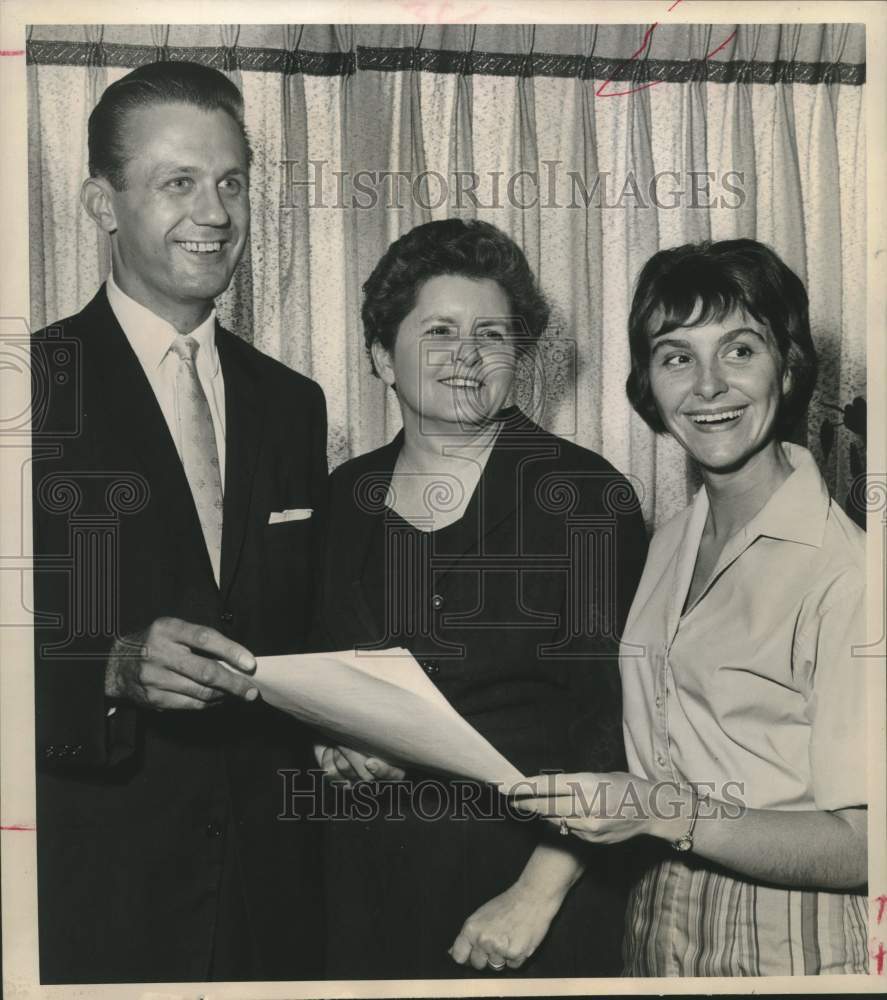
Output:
1,1,885,996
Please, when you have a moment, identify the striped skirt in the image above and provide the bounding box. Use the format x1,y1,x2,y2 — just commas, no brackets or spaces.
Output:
623,857,869,977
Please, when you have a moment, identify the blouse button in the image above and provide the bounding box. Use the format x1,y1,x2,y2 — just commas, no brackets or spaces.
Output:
655,695,663,708
656,753,667,768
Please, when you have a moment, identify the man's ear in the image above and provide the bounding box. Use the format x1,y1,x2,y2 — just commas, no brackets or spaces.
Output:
81,177,118,234
370,340,396,389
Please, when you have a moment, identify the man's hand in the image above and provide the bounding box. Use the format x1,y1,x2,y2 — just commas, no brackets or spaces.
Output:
105,616,258,710
449,880,563,971
313,743,406,785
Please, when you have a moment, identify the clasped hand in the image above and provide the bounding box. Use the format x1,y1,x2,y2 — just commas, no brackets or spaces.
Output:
105,616,259,710
313,744,406,784
449,880,563,971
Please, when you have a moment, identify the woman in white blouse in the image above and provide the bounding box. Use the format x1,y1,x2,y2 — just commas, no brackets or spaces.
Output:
518,239,869,976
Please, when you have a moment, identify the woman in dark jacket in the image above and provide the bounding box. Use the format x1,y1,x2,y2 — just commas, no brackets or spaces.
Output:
313,219,648,979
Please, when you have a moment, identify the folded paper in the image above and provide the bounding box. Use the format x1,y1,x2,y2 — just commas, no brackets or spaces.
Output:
233,648,525,789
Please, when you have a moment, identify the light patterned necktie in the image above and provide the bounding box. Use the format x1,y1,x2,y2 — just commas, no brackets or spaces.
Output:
170,335,223,583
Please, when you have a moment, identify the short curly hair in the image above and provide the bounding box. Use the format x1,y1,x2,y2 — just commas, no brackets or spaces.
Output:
361,218,550,376
626,239,817,436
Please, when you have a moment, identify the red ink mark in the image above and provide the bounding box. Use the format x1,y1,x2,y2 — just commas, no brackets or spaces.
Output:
0,50,25,56
1,824,36,831
876,895,887,923
596,23,660,98
699,31,738,63
872,938,886,975
595,0,737,99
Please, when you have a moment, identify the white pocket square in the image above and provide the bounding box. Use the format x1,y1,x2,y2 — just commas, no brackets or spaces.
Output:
268,508,313,524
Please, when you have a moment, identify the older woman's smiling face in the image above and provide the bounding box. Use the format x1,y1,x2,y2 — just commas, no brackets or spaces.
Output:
648,307,790,473
373,274,519,434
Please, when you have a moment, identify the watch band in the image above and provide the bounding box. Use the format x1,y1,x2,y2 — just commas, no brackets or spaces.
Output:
671,785,700,853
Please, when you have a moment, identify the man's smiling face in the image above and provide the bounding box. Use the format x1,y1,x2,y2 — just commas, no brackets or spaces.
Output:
106,101,250,326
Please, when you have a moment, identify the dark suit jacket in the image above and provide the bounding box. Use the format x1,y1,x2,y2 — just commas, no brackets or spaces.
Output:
31,287,327,983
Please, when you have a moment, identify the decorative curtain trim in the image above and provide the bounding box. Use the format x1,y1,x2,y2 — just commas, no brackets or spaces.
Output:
25,39,866,85
26,40,356,75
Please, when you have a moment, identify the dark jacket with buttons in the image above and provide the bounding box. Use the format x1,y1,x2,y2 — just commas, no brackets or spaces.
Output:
31,286,327,983
313,407,649,979
316,407,648,776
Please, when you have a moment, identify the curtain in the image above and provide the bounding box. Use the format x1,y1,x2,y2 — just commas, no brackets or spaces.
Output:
26,23,866,528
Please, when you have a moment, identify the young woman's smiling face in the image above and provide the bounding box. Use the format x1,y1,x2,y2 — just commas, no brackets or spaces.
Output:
372,274,519,435
648,307,790,473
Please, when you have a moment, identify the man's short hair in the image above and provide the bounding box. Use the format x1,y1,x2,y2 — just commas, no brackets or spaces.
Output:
88,60,252,190
626,239,818,437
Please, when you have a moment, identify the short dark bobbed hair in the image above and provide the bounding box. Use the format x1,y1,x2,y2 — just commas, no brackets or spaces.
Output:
361,218,550,376
626,239,817,436
88,60,252,190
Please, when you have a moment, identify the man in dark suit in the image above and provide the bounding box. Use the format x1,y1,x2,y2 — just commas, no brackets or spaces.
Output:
31,61,326,983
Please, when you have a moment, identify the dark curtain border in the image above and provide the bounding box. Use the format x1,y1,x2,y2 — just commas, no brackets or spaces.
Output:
25,39,865,85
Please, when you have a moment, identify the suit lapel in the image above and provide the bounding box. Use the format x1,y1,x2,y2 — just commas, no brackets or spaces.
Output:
343,433,402,639
84,289,213,579
217,328,264,600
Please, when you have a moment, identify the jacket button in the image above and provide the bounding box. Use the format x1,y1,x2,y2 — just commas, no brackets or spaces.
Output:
205,821,223,838
220,611,234,624
431,594,444,610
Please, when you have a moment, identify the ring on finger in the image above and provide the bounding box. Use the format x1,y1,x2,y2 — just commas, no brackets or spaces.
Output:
488,959,505,970
559,816,570,837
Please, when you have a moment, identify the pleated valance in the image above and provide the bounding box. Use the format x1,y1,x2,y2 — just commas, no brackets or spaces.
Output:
26,22,867,526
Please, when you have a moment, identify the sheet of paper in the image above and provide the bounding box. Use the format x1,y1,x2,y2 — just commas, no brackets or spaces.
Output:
245,648,525,788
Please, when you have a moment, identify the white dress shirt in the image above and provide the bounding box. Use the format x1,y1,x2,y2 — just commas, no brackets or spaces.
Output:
106,272,227,490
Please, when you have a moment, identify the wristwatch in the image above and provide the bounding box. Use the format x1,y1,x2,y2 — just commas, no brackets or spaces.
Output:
671,785,700,853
